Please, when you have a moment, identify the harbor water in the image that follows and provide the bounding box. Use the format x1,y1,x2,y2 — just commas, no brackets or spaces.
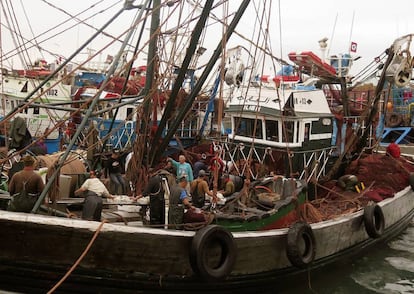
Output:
278,218,414,294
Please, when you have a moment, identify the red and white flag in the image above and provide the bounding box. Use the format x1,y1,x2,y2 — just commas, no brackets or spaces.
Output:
350,42,358,53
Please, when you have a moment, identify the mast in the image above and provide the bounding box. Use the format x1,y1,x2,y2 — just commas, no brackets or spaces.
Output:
355,50,395,154
325,44,396,180
132,0,161,173
150,0,252,164
149,0,215,165
100,0,152,152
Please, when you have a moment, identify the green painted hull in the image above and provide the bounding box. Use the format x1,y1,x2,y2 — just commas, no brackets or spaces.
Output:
215,192,307,232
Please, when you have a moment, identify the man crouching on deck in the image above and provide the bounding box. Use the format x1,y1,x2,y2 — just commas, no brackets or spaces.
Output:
168,176,194,229
75,170,114,221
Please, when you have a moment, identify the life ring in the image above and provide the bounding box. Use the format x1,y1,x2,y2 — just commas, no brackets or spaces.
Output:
363,205,385,238
190,225,237,281
286,221,316,268
386,113,403,127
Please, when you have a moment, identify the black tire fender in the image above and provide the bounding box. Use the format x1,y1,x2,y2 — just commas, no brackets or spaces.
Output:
386,113,403,127
190,225,237,281
286,221,316,268
409,173,414,191
364,204,385,238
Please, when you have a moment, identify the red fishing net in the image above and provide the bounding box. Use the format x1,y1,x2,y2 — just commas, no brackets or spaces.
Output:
304,153,414,222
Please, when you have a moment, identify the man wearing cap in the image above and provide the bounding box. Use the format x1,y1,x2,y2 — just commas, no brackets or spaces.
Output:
75,170,114,221
219,174,235,197
168,176,194,229
193,153,208,179
105,149,126,195
190,169,215,208
8,155,45,212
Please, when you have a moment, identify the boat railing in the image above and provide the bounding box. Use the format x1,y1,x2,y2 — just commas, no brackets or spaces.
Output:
219,139,337,182
298,147,336,182
92,118,136,150
113,121,135,149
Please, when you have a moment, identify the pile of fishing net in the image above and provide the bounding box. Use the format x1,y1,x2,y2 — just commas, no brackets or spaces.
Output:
306,188,365,222
346,153,414,199
305,153,414,222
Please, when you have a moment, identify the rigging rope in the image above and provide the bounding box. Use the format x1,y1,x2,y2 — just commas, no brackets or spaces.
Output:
1,0,31,68
19,0,44,60
2,0,122,63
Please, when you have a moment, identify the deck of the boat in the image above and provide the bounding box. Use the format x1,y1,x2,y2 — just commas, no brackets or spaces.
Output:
0,195,144,224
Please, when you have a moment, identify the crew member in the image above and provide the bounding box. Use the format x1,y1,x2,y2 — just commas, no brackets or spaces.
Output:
168,155,193,193
219,174,235,197
190,169,215,208
193,153,208,179
105,148,127,194
168,155,193,182
75,170,114,221
140,168,165,225
168,176,194,229
8,155,44,212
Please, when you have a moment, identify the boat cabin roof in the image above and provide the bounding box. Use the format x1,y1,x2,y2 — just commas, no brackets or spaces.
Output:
227,86,333,119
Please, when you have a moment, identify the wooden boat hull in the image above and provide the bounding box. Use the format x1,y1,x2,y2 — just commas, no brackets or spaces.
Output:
0,186,413,292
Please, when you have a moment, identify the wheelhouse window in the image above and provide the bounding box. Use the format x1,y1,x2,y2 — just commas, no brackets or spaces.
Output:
265,120,279,141
33,106,40,115
304,123,310,142
282,121,294,143
126,108,134,120
234,117,263,139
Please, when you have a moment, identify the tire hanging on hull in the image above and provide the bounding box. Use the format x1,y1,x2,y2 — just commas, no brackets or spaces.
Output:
190,225,237,281
409,173,414,191
385,113,403,127
364,204,385,238
286,221,316,268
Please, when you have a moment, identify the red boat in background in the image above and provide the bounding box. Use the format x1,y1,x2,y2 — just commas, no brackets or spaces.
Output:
288,51,337,78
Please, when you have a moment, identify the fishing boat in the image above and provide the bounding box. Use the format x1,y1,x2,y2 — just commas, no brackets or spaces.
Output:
1,0,414,293
0,155,413,293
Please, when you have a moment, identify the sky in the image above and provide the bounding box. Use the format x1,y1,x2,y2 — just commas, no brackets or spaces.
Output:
1,0,413,78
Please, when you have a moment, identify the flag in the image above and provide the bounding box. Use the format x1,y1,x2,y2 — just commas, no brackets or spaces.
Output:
350,42,357,53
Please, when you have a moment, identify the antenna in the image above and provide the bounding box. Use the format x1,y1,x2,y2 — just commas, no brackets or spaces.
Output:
327,13,338,58
348,11,355,54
